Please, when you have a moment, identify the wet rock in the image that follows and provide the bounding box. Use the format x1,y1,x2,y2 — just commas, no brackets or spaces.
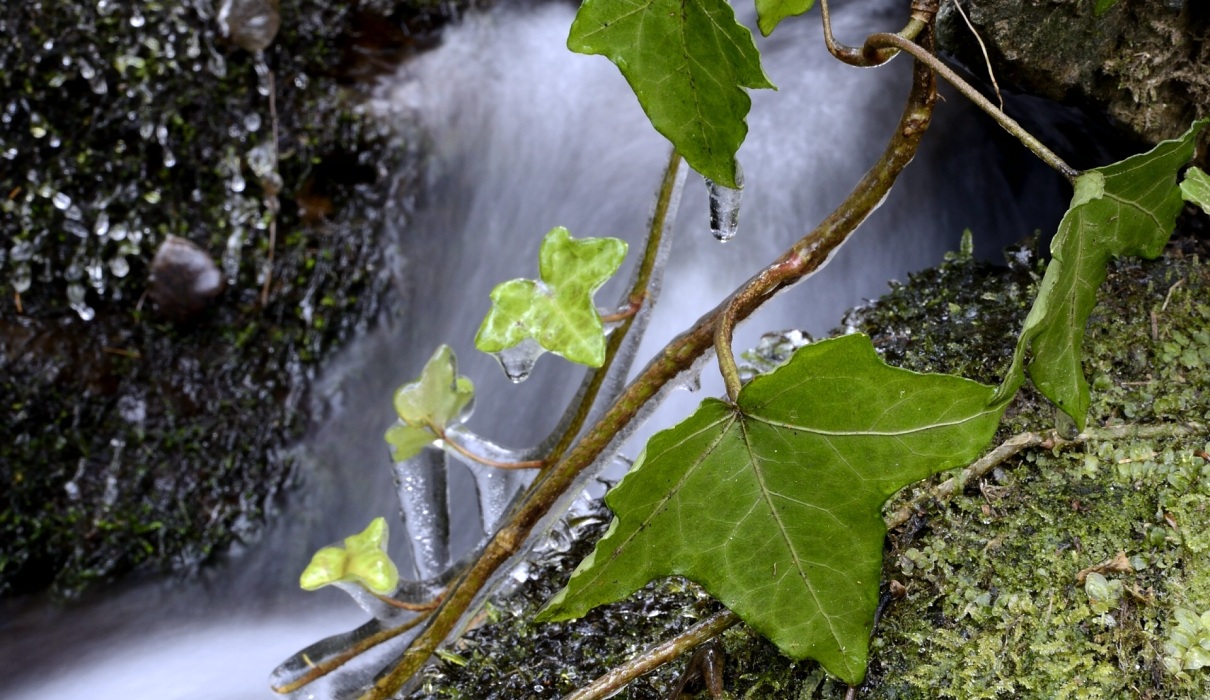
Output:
148,236,225,321
218,0,282,54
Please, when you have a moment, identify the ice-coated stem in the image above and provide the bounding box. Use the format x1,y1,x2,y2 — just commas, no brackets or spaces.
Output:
391,449,450,581
359,19,942,698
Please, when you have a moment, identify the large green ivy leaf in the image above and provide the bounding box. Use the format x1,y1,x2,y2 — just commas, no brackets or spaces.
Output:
755,0,814,36
384,344,474,462
539,334,1004,684
567,0,774,188
1183,166,1210,214
300,517,400,595
475,227,627,369
996,120,1206,429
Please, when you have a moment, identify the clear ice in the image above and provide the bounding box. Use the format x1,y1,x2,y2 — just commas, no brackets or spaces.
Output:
704,161,744,242
490,337,544,383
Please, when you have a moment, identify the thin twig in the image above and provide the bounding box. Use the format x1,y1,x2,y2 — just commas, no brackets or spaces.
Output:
358,23,942,700
562,610,741,700
270,612,431,694
820,0,927,67
374,591,443,612
863,32,1079,182
951,0,1003,111
885,422,1205,530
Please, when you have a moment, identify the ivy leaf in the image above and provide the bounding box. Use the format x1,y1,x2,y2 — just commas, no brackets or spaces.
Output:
300,517,400,595
567,0,774,188
539,334,1003,684
755,0,815,37
996,120,1206,429
475,227,627,369
1182,166,1210,214
384,344,474,462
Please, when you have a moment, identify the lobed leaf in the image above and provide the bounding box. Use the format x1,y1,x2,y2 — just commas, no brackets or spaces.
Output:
567,0,774,187
996,120,1206,429
539,334,1004,684
300,517,400,595
384,345,474,461
755,0,815,37
475,227,627,368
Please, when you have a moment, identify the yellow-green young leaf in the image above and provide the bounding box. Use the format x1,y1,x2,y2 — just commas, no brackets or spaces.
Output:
567,0,774,187
996,120,1207,429
755,0,815,36
383,345,474,461
539,334,1004,685
475,227,627,368
1182,166,1210,214
300,517,400,595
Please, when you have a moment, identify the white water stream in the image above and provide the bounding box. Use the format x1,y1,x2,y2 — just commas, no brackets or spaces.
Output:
0,0,1066,697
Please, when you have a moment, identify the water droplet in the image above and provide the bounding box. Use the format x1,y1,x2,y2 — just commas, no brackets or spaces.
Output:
87,259,105,289
143,190,161,204
229,173,246,193
491,337,544,383
52,192,72,210
705,162,744,242
29,113,47,139
130,11,145,27
10,263,31,292
108,222,128,241
244,112,262,132
246,143,275,179
109,256,130,278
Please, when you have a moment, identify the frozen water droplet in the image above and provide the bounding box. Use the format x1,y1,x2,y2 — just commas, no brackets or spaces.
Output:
246,143,275,179
108,222,128,241
491,337,544,383
254,57,272,96
68,283,95,320
90,73,108,95
52,192,71,210
109,256,129,278
130,11,145,27
244,112,262,132
87,259,105,289
10,263,31,293
705,163,743,242
94,213,109,238
163,149,176,168
229,173,246,193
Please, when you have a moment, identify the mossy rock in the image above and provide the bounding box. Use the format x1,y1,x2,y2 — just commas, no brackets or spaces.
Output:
403,236,1210,699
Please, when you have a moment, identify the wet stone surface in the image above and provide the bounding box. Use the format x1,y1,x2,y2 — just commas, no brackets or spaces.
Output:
0,0,451,598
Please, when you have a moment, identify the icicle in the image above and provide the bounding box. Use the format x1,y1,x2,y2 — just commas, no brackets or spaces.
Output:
490,337,544,383
444,425,536,533
391,449,450,581
704,161,743,242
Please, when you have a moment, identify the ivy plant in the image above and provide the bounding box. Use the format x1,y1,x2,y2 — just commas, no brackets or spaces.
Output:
284,0,1210,696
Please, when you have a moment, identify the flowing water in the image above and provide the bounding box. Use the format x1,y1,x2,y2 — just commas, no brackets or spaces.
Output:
0,0,1067,697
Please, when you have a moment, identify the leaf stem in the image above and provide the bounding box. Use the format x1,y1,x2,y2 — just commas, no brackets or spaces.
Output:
434,426,544,470
862,32,1080,182
819,0,925,67
561,609,740,700
373,591,443,612
358,28,941,700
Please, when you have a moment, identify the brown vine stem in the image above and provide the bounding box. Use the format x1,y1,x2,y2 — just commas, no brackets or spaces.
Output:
885,422,1205,530
820,0,925,67
434,425,545,470
271,612,431,694
359,18,942,700
561,609,741,700
863,32,1080,182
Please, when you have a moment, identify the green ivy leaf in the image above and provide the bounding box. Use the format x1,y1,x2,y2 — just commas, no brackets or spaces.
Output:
996,120,1206,429
755,0,815,36
1093,0,1121,16
475,227,627,368
1182,166,1210,214
539,334,1003,684
300,517,400,595
384,345,474,462
567,0,774,188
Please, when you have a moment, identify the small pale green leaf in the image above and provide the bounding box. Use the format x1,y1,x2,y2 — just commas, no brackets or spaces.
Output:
539,334,1003,684
756,0,814,36
1094,0,1121,16
384,345,474,461
300,517,400,595
475,227,627,368
568,0,774,187
1182,166,1210,214
996,120,1207,428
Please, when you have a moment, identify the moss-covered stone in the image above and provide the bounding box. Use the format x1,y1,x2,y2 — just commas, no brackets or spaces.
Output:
0,0,458,598
399,236,1210,699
